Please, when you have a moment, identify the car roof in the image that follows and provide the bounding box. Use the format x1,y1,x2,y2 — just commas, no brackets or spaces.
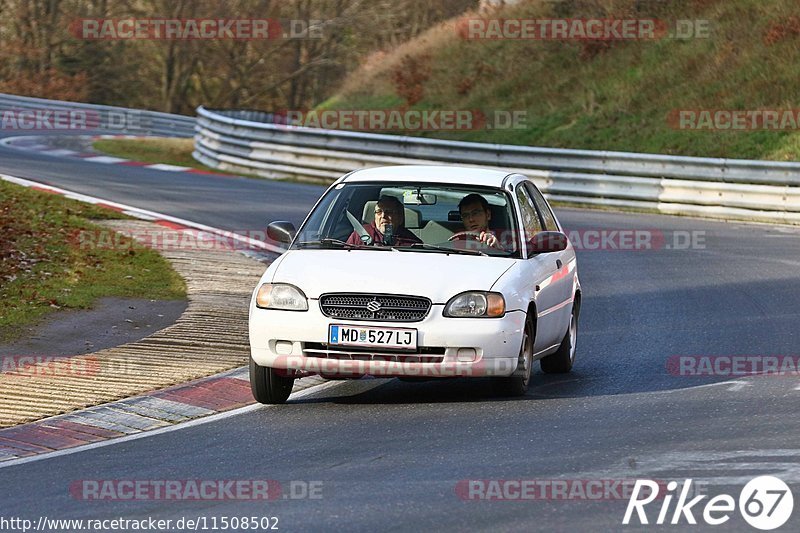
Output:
341,165,514,188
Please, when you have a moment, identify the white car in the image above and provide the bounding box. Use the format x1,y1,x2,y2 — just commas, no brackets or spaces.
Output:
249,166,581,403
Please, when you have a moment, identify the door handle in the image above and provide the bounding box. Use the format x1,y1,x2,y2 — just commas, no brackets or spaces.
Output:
556,259,563,269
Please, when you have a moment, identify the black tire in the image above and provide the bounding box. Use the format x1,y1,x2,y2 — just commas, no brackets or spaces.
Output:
540,306,577,374
249,356,295,404
493,315,534,397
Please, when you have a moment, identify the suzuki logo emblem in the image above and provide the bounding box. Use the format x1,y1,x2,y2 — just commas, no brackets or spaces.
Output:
366,300,382,313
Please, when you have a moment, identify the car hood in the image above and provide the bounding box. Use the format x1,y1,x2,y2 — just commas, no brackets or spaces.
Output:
270,249,515,303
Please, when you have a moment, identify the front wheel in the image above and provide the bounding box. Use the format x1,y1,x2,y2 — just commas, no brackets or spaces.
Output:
250,356,295,404
540,306,577,374
493,315,534,397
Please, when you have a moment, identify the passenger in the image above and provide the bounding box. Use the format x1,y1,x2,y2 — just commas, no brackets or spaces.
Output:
347,195,422,246
457,193,503,249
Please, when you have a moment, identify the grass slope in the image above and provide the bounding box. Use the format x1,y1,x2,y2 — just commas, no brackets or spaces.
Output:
93,138,220,172
327,0,800,160
0,180,186,340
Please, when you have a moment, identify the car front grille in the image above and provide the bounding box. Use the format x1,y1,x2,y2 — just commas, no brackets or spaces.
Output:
319,293,431,322
303,342,445,363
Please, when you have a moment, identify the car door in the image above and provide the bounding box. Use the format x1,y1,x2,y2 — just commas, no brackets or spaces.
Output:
511,180,571,353
524,181,575,339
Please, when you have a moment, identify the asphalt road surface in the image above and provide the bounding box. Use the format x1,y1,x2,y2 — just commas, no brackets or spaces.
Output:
2,134,800,532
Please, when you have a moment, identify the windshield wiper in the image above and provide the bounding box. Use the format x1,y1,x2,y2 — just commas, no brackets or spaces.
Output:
295,238,352,248
397,243,487,256
294,238,394,250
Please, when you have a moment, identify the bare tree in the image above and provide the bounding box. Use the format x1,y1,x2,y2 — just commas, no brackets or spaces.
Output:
0,0,479,111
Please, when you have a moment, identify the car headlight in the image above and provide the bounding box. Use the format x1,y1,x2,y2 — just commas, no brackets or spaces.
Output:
255,283,308,311
444,291,505,318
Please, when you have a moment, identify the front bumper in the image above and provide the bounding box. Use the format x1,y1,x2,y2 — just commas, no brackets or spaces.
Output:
249,303,525,378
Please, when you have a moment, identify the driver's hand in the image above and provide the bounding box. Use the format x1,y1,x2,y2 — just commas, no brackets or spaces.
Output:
479,231,500,248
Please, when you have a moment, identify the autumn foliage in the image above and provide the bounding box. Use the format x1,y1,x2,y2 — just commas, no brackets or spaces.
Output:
0,0,477,114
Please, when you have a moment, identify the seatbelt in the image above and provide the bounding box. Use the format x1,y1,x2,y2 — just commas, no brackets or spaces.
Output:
345,210,373,245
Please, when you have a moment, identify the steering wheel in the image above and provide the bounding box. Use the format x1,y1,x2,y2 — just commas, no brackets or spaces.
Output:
447,231,485,242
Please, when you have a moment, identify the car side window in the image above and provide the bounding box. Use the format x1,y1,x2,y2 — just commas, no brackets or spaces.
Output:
524,182,559,232
515,184,543,243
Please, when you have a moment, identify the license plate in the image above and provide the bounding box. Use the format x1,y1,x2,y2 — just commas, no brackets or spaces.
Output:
328,325,417,350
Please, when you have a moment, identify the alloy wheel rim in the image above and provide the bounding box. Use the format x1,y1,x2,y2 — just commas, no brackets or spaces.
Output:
521,325,532,387
568,312,577,362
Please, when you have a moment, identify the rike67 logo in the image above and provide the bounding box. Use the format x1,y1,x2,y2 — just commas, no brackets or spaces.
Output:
623,476,793,530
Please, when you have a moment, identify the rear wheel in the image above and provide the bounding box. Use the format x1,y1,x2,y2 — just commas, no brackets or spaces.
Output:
540,306,577,374
493,315,534,397
250,356,295,404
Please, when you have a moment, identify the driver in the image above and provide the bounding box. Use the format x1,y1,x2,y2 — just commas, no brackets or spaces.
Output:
457,193,502,249
346,195,422,246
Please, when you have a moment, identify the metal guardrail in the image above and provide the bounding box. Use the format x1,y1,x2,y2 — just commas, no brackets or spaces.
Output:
0,93,195,137
194,106,800,224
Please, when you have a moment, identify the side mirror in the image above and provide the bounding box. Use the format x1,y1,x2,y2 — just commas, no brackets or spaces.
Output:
267,221,297,244
528,231,568,254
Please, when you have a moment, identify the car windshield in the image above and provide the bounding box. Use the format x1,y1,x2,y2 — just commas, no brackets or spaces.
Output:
292,182,519,257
